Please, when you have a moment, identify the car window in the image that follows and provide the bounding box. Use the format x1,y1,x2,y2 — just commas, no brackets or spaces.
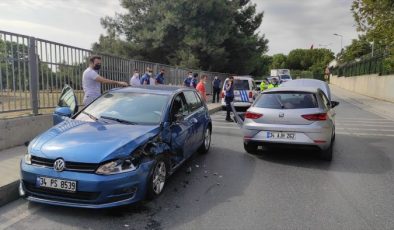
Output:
193,91,204,107
320,91,330,109
76,92,169,125
58,86,77,113
255,92,318,109
233,80,250,90
184,91,202,112
170,93,189,121
280,75,291,79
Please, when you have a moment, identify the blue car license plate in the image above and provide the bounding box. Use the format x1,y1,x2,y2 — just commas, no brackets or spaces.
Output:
37,176,77,192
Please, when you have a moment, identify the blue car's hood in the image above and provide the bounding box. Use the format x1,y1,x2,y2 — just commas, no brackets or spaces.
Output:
29,119,160,163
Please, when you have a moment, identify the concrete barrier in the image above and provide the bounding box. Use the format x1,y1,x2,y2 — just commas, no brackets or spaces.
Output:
0,114,52,151
330,74,394,103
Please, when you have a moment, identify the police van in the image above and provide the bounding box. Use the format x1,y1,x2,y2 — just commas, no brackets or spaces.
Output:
221,76,258,110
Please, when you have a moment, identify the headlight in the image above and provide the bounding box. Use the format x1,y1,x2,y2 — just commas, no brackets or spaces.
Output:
96,158,137,175
24,153,32,165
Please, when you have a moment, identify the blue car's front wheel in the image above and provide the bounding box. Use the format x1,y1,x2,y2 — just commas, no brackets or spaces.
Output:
146,156,168,200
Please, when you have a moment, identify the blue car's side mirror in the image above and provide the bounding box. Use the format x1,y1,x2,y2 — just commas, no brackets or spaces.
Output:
53,107,73,125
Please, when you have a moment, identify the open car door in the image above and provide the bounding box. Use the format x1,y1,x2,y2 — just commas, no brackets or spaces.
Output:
53,84,78,125
230,102,245,128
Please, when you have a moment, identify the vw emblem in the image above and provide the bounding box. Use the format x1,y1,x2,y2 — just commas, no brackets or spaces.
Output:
53,158,65,172
279,112,284,118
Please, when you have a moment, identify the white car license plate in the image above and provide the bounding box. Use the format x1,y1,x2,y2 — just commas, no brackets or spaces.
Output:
266,131,296,140
37,177,77,192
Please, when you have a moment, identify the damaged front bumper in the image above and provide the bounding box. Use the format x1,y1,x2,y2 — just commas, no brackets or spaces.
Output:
20,160,155,209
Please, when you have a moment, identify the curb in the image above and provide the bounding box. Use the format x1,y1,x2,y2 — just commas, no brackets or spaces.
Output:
0,180,19,207
0,105,222,208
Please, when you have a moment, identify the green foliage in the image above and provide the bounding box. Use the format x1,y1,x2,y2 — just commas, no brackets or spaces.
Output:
94,0,268,75
270,54,287,69
339,35,372,62
352,0,394,49
268,48,334,79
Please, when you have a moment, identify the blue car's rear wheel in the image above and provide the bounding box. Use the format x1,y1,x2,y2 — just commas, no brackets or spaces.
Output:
147,156,168,200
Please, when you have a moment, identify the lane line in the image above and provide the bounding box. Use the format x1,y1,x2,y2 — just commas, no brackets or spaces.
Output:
336,132,394,137
337,127,394,132
337,123,394,127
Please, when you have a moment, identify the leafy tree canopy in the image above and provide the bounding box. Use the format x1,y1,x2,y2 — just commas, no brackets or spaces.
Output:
93,0,269,75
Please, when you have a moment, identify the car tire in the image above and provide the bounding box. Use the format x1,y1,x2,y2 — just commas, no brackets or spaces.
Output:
244,142,257,154
146,156,169,200
198,127,211,154
320,139,333,161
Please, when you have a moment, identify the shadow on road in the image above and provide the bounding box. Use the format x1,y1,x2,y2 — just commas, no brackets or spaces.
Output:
22,144,255,230
254,134,392,175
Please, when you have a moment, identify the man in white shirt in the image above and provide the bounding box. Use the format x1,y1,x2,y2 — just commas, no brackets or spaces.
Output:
82,55,128,105
129,69,141,86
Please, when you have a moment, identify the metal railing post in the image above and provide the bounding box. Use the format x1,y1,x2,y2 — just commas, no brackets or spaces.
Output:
28,37,39,115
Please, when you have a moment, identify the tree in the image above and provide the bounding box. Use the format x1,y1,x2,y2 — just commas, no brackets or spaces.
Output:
352,0,394,50
270,54,287,69
338,35,372,62
94,0,268,75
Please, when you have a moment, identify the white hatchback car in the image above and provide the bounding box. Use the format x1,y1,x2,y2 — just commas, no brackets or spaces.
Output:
240,84,339,161
221,76,258,110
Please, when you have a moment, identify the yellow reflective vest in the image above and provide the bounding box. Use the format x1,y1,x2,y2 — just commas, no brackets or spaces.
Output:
260,81,267,91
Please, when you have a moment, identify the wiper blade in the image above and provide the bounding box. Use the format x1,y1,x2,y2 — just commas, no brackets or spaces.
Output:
82,111,98,121
274,95,285,109
100,116,137,125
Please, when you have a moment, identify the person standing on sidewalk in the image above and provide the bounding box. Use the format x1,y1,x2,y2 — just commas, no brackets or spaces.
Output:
183,71,193,87
82,55,128,105
212,76,221,103
196,75,208,102
129,69,141,86
224,76,235,122
140,67,153,85
155,69,165,85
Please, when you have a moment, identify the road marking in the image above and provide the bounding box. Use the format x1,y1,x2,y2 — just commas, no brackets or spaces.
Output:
337,118,389,121
337,127,394,132
337,123,394,127
337,132,394,137
336,121,394,124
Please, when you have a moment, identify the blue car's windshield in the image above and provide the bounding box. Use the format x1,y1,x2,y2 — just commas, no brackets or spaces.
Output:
76,92,169,125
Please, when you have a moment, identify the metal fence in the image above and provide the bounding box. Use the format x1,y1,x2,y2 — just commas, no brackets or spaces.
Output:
332,50,393,77
0,30,229,115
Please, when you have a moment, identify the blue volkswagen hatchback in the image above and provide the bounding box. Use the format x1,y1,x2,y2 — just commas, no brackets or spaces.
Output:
20,85,212,208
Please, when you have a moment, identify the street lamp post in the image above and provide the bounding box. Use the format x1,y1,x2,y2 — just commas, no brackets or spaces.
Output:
333,33,343,53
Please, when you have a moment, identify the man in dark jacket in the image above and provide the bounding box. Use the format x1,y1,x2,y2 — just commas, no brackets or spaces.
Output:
212,76,221,103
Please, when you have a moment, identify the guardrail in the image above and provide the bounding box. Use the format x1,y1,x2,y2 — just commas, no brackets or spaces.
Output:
0,30,229,115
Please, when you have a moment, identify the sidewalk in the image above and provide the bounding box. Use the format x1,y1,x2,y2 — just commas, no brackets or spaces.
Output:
330,84,394,121
0,103,222,207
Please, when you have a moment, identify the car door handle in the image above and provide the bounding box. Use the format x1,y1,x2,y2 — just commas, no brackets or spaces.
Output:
190,118,198,124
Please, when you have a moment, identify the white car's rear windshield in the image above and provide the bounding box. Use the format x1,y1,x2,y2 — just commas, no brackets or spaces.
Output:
224,79,250,90
255,92,318,109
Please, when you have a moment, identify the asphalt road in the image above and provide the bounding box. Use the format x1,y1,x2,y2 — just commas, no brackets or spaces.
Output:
1,92,394,230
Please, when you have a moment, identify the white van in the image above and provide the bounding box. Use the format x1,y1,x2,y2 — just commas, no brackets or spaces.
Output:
221,76,258,109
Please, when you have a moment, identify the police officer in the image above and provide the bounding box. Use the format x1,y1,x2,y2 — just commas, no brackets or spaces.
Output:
224,76,235,122
267,77,279,89
260,80,268,91
212,76,221,103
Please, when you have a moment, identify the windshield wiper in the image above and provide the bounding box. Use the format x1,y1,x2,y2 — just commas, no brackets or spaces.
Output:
82,111,98,121
274,95,285,109
100,116,137,125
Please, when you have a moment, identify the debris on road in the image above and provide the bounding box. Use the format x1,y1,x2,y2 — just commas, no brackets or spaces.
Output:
186,167,192,174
